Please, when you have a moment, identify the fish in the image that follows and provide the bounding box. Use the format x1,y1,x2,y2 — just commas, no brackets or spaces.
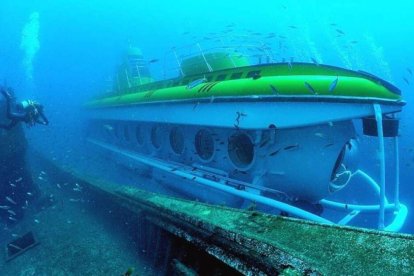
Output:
8,243,22,250
103,124,114,131
269,149,281,156
270,85,279,95
7,210,16,216
69,198,80,202
34,219,40,223
288,25,298,29
8,217,17,221
25,200,29,207
27,192,33,196
192,102,200,110
259,138,271,148
148,59,159,63
403,77,410,85
336,29,345,35
73,188,82,192
329,76,339,93
40,171,46,175
314,132,325,138
5,197,17,205
350,40,358,44
271,171,286,176
304,82,317,94
324,143,335,148
11,233,19,238
311,58,319,65
284,144,299,151
328,121,334,127
407,68,413,75
15,177,23,182
38,176,44,180
209,96,215,103
57,183,61,189
10,183,16,187
0,205,11,210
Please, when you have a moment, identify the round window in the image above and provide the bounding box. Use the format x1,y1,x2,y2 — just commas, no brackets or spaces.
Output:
135,126,144,145
228,133,254,169
195,129,214,161
170,127,185,155
151,126,162,149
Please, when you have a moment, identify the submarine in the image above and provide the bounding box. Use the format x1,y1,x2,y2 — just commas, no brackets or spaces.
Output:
84,44,407,231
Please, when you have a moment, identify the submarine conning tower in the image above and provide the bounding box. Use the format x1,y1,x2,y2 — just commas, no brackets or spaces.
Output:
113,47,153,94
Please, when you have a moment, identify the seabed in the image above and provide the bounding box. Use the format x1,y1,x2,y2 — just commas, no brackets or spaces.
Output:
1,152,413,275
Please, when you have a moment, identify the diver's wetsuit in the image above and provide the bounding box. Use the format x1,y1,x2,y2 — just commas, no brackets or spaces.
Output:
0,88,49,130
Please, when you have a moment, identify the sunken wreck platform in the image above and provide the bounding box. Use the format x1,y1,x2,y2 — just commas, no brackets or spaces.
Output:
25,153,414,275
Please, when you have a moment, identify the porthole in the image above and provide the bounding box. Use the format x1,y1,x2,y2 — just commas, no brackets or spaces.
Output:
135,125,144,146
195,129,214,161
151,126,162,149
170,127,185,155
228,132,254,170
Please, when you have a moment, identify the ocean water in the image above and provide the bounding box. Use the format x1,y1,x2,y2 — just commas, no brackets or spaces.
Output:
0,0,414,273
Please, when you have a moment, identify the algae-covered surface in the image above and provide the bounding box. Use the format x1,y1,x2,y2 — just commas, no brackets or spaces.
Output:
115,185,414,275
33,159,414,275
0,180,152,275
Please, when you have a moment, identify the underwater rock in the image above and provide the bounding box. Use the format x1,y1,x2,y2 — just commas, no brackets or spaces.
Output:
0,124,39,223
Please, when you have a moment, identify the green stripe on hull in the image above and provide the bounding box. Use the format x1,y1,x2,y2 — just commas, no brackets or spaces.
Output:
86,74,401,108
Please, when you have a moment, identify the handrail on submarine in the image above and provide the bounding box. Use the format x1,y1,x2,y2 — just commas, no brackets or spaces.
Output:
88,128,407,231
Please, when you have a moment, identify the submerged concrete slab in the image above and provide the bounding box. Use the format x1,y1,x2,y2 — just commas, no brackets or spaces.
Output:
35,154,414,275
115,186,414,275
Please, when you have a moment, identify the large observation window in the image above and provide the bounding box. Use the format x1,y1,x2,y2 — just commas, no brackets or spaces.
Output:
195,129,215,161
228,133,254,169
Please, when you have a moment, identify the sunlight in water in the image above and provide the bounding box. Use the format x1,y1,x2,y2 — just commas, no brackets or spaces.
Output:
20,12,40,81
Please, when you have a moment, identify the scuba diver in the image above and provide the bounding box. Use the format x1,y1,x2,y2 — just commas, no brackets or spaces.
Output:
0,87,48,130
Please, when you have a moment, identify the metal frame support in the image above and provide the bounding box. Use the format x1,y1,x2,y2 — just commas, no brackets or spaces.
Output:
135,64,142,85
394,131,401,210
89,137,407,232
125,68,131,88
374,104,386,230
172,49,185,77
196,43,213,72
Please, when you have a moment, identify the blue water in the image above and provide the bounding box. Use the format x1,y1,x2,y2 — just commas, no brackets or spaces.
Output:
1,0,413,234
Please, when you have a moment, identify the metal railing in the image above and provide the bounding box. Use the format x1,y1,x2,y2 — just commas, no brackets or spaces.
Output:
161,40,276,80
